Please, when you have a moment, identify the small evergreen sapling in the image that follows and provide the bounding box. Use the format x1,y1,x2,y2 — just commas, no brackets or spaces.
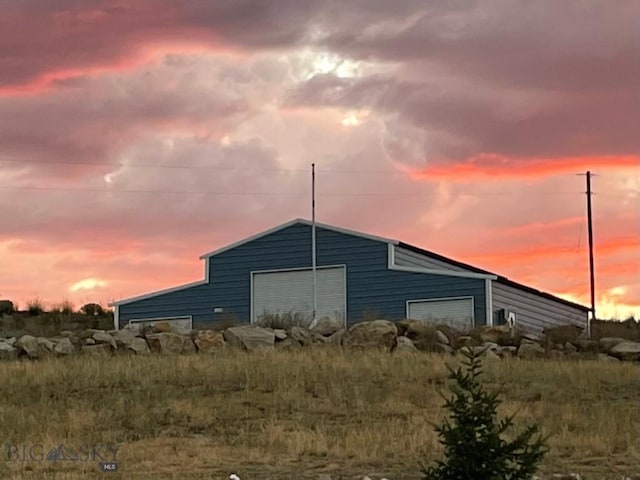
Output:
422,347,548,480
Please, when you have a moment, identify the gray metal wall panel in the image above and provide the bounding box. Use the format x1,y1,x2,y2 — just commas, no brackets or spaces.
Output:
492,281,588,334
252,267,345,325
118,223,488,328
407,298,474,328
394,246,471,272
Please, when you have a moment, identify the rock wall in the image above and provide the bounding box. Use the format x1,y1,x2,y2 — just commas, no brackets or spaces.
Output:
1,319,639,363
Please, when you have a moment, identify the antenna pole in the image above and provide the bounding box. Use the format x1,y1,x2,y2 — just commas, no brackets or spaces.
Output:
586,171,596,337
311,163,317,326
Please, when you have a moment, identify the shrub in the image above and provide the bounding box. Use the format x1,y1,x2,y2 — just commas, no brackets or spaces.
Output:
422,347,548,480
60,299,74,315
257,311,307,329
26,298,45,316
0,299,14,315
51,299,74,315
80,302,105,317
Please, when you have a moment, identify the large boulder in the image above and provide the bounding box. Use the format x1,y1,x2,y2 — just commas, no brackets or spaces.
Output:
311,316,344,336
92,331,117,349
122,337,150,355
608,341,640,361
478,325,518,346
274,337,302,350
326,328,346,346
81,329,117,349
342,320,397,351
598,337,628,353
193,330,225,353
36,337,56,354
495,345,518,358
120,323,144,336
112,330,150,354
393,336,418,354
111,329,136,345
15,335,48,359
436,330,450,345
517,342,546,360
288,326,327,347
150,321,172,333
223,325,275,351
456,335,480,349
146,332,196,354
0,341,18,360
272,329,288,341
59,331,81,348
395,319,441,352
51,337,76,356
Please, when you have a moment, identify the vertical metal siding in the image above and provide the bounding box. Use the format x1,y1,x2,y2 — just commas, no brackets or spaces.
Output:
492,281,588,334
252,267,345,325
394,246,471,272
118,223,487,328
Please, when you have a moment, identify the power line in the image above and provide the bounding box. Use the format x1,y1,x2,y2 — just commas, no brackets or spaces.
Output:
0,158,419,176
5,157,636,178
0,184,586,196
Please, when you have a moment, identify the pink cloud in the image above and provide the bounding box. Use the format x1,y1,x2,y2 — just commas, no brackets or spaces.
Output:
0,1,638,320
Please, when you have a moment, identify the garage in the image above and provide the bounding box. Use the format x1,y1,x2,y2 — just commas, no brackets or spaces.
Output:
113,219,588,332
251,265,346,326
407,297,474,329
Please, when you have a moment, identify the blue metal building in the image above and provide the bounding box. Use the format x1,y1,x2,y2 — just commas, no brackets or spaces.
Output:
111,219,589,333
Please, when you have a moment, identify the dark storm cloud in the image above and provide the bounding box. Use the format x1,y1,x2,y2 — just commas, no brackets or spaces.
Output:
0,58,253,178
321,1,639,92
285,70,638,161
0,0,461,89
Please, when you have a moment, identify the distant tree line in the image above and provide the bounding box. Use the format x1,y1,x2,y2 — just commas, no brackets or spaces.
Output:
0,297,111,317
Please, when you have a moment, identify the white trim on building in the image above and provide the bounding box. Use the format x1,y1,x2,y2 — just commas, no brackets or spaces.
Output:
485,278,494,326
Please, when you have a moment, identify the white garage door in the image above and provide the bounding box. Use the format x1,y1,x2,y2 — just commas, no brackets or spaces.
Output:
252,266,346,327
407,297,474,329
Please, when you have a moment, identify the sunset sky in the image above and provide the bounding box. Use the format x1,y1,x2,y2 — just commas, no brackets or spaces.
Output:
0,1,638,319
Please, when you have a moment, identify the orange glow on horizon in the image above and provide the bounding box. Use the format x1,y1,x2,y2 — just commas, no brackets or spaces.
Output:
402,154,640,181
466,235,639,267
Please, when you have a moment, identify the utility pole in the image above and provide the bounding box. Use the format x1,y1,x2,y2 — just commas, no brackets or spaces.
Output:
585,171,596,337
311,163,317,328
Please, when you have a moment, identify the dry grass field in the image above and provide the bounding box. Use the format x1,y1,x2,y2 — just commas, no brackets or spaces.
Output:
0,349,638,480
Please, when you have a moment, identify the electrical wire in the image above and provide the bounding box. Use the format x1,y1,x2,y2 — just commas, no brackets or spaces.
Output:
0,184,586,197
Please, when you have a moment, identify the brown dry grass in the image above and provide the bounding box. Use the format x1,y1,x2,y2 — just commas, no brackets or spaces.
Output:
0,349,638,480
